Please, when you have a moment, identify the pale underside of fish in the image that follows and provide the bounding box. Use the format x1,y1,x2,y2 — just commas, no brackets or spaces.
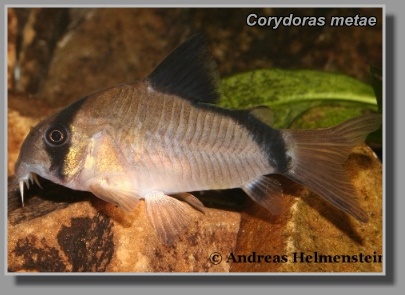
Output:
12,34,382,244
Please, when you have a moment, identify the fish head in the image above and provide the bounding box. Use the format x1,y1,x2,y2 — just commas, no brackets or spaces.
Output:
15,115,63,185
13,98,90,204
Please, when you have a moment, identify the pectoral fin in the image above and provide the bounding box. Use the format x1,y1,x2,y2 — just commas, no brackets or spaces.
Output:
242,176,285,215
88,178,140,211
144,191,204,244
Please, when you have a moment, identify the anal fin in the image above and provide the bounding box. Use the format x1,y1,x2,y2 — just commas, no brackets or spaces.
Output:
242,176,285,215
144,191,204,245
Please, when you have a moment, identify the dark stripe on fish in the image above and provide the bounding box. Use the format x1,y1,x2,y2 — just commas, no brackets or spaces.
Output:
259,126,290,173
44,97,87,179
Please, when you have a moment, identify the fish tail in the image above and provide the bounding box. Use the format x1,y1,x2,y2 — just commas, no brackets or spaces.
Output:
282,113,382,222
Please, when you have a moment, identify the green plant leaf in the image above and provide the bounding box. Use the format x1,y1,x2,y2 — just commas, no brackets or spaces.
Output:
219,69,378,129
370,65,383,113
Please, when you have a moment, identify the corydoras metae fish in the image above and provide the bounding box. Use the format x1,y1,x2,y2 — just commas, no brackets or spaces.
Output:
13,35,382,244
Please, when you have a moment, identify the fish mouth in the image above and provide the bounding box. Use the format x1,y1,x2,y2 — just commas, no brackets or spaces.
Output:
17,173,42,207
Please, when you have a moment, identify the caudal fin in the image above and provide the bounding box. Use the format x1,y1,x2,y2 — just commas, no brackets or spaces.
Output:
283,113,382,222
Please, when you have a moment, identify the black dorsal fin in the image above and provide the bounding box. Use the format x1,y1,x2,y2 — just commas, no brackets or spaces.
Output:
146,34,220,104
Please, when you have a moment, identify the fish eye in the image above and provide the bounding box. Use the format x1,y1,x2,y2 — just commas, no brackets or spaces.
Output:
45,124,69,147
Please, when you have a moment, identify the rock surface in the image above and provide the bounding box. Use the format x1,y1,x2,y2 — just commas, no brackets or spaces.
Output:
8,191,241,272
7,7,383,273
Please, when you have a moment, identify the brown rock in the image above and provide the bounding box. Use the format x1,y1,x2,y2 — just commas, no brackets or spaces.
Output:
14,8,69,94
8,187,241,272
8,8,17,91
38,8,184,108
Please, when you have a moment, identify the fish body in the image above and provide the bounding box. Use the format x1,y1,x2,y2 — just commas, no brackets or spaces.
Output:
13,35,381,244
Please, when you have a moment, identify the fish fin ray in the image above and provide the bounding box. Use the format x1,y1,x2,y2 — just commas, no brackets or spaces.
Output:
146,34,220,104
284,113,382,222
88,179,140,211
287,162,368,221
171,192,206,213
242,176,285,215
144,191,201,245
